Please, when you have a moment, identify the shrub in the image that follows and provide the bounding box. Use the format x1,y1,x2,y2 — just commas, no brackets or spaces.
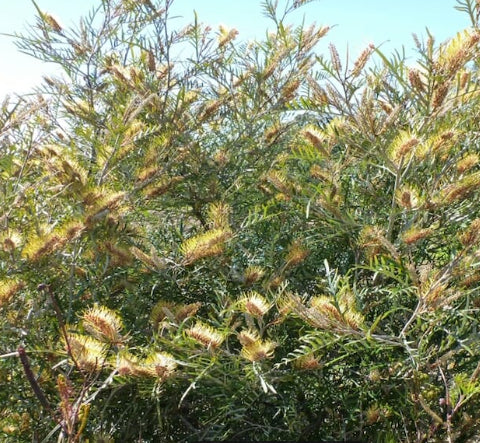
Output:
2,0,480,441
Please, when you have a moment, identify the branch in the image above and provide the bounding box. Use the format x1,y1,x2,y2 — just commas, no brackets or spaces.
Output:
17,346,52,412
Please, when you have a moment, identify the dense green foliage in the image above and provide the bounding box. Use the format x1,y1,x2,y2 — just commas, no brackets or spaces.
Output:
2,0,480,441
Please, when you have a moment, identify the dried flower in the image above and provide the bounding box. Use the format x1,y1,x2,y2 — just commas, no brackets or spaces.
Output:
238,329,260,346
343,311,364,329
396,186,421,210
432,130,457,154
266,275,285,290
213,149,230,166
461,273,480,288
102,242,132,267
130,246,160,270
366,405,381,424
200,99,222,121
1,231,21,252
116,350,176,379
57,374,73,425
85,191,126,226
402,227,433,245
329,44,342,72
432,82,450,110
294,354,322,370
302,126,330,156
150,301,201,330
368,369,382,382
459,218,480,247
137,165,160,182
265,170,290,195
175,302,202,322
358,225,399,260
459,70,470,89
107,64,130,83
285,240,309,268
218,25,239,48
441,172,480,203
317,25,330,39
150,300,176,329
116,351,141,376
147,50,156,72
309,164,329,180
281,78,301,101
262,54,281,80
22,221,84,262
59,158,87,186
43,13,62,32
436,30,480,78
422,282,447,308
378,100,393,114
143,176,183,199
351,44,375,77
408,69,424,91
264,124,282,144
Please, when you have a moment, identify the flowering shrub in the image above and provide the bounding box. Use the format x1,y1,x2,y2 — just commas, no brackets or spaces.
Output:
2,0,480,441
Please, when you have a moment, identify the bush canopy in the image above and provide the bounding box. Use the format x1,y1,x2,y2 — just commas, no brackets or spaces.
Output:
2,0,480,441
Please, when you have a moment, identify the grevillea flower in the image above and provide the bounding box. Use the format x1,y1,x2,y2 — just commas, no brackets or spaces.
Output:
243,265,265,285
64,333,107,372
240,339,276,362
181,228,231,265
186,322,224,349
82,305,124,344
239,291,271,317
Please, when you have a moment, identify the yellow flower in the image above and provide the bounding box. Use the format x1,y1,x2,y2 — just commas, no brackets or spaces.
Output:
140,352,177,379
1,231,22,252
241,339,276,362
243,266,265,285
238,329,260,346
457,153,479,174
389,131,419,163
82,305,124,344
64,333,107,372
186,322,224,349
436,29,480,78
150,300,201,330
116,351,140,376
239,291,271,317
0,279,25,306
310,296,343,323
207,202,231,230
181,228,231,265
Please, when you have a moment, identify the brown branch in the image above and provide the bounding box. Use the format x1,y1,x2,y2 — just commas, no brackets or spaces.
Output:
17,346,52,412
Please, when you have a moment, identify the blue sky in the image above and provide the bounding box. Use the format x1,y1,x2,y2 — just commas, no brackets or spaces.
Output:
0,0,471,98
